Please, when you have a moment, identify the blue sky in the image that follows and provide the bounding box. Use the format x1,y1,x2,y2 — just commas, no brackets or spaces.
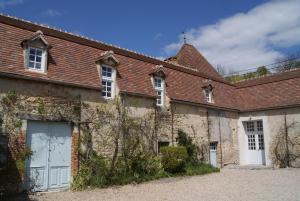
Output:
1,0,300,72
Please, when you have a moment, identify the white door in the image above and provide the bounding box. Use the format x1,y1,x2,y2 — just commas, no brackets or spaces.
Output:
245,121,265,165
26,121,71,191
210,142,218,167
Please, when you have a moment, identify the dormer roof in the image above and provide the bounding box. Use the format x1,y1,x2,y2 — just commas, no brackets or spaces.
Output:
21,30,51,49
95,50,120,67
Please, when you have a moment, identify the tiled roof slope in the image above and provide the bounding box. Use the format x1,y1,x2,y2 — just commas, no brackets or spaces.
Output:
236,69,300,111
175,44,224,80
0,14,300,112
0,14,237,110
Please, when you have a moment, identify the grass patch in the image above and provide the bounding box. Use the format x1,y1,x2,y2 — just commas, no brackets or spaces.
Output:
184,163,220,176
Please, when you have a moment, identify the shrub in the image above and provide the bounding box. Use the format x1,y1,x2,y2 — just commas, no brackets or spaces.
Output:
72,152,108,190
177,130,198,164
160,146,188,173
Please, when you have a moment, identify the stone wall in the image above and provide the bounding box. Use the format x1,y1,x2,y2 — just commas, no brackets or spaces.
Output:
0,76,241,170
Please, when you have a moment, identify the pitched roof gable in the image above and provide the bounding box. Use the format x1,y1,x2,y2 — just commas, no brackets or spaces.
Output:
175,44,223,80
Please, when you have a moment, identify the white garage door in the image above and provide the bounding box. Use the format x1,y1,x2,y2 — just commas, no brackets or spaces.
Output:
26,121,71,191
245,121,265,165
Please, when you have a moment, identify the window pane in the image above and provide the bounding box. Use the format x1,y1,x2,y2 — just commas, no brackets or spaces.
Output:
107,92,111,97
154,78,162,88
248,134,256,150
29,55,35,61
36,49,42,56
257,121,263,131
36,56,42,62
28,61,35,68
29,48,36,55
35,63,41,69
246,122,254,132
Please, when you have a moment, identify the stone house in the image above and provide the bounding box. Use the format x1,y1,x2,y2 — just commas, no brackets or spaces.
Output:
0,14,299,191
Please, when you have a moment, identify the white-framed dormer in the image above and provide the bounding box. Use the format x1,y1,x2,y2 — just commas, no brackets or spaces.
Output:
21,30,50,73
95,51,120,100
101,64,116,99
154,76,165,106
203,84,213,103
150,65,167,107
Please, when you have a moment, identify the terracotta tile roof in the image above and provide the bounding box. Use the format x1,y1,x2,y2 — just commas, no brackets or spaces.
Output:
235,68,300,88
236,69,300,111
0,14,300,112
175,44,224,80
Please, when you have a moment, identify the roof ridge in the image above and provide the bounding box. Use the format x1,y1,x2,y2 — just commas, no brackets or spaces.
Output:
234,67,300,84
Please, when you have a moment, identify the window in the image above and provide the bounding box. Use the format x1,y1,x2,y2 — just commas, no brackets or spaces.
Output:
210,142,218,151
154,77,164,106
101,66,114,99
258,134,264,150
27,47,46,71
204,88,212,103
246,121,255,132
257,121,263,131
158,141,169,153
247,134,256,150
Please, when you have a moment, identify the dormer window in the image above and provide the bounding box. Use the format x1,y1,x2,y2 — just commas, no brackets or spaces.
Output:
203,84,213,103
204,89,212,103
154,77,164,106
95,51,119,100
101,65,115,99
21,30,50,73
27,47,46,71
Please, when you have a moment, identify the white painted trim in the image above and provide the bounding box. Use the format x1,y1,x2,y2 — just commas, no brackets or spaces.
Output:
101,64,116,100
238,113,272,166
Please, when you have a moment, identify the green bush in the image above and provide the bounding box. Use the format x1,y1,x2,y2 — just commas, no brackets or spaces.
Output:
177,130,198,164
160,146,188,173
72,152,108,190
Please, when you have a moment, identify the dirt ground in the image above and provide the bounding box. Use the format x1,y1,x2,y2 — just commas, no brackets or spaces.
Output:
29,168,300,201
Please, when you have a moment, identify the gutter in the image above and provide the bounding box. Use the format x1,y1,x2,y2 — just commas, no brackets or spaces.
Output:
170,98,239,112
0,71,102,91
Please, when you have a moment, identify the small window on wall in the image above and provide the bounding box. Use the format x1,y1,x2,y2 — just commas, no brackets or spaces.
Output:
158,141,169,153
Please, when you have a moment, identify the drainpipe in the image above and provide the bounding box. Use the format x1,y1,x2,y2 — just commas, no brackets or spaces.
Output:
218,111,223,168
284,112,290,167
206,109,211,164
171,104,175,146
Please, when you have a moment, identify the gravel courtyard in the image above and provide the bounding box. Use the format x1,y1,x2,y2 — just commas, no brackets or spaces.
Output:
32,168,300,201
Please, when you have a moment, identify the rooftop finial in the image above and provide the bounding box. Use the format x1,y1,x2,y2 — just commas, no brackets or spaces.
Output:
182,31,187,44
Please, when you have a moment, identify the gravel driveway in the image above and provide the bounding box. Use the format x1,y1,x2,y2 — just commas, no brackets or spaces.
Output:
32,168,300,201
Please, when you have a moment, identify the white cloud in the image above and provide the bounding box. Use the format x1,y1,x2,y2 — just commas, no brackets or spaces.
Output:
164,0,300,71
42,9,61,17
0,0,24,9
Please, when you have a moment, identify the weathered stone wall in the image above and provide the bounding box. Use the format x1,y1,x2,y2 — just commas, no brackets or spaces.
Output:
208,109,239,167
0,76,253,170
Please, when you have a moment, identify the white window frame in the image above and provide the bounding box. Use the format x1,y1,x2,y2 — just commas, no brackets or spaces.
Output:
154,77,164,106
26,46,47,72
101,65,115,99
204,88,212,103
